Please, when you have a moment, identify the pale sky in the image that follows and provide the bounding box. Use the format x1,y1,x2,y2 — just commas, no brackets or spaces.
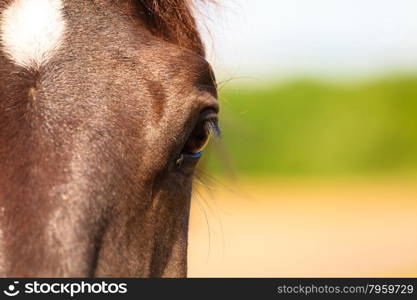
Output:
199,0,417,80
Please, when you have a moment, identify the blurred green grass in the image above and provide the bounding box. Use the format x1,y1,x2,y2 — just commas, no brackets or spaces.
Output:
203,76,417,177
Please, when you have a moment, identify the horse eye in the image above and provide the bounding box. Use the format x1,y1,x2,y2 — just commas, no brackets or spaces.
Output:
175,110,219,168
182,110,219,155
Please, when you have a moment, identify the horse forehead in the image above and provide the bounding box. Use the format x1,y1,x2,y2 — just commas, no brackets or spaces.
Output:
0,0,66,69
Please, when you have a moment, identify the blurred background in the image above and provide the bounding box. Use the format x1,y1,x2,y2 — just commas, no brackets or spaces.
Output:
188,0,417,277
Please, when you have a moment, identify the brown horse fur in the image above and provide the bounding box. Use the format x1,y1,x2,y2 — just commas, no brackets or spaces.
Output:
0,0,218,277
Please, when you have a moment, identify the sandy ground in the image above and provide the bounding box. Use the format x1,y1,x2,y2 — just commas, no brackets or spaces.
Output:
188,177,417,277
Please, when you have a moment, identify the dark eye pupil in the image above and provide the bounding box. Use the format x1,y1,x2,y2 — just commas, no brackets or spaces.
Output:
182,121,210,154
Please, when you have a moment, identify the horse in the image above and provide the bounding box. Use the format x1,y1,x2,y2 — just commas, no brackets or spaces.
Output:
0,0,218,277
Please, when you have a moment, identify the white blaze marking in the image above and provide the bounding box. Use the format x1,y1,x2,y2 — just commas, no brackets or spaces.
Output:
0,0,66,69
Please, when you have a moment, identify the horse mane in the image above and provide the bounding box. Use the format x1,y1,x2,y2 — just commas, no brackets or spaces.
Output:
132,0,207,56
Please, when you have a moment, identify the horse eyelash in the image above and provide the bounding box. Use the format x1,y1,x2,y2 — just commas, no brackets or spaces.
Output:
204,118,221,139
